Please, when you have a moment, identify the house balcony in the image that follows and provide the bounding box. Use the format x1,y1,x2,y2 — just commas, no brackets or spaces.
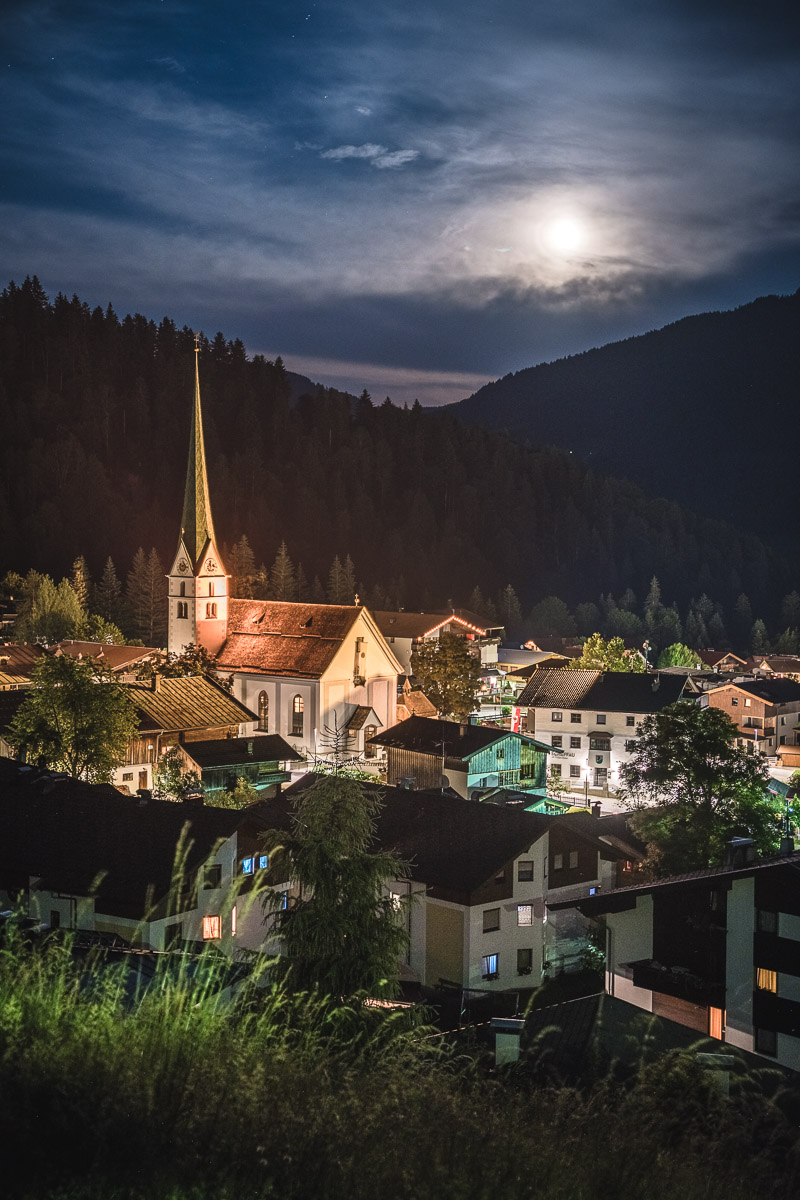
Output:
627,959,725,1008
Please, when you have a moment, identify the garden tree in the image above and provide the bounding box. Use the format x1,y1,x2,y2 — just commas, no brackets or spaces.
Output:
528,595,576,637
229,535,257,598
126,547,167,645
269,539,297,601
211,776,260,809
94,556,123,625
410,632,482,721
13,571,83,644
750,618,769,655
657,643,701,668
153,745,202,801
75,612,126,645
619,701,780,876
573,633,645,673
8,653,138,782
69,555,91,613
546,768,574,802
144,643,232,691
261,770,410,1000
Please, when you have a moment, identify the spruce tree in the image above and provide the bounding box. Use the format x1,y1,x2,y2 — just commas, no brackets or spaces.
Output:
750,619,769,655
69,555,91,614
127,548,167,646
229,535,256,598
341,555,357,605
296,562,310,603
270,540,297,601
327,555,347,604
311,576,326,604
94,557,122,624
497,584,523,639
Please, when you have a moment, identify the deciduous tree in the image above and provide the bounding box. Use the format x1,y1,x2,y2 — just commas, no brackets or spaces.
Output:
410,631,482,721
8,653,138,782
619,701,780,876
657,643,701,668
573,633,645,673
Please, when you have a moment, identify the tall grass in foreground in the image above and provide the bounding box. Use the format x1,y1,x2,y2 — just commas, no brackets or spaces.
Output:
0,929,798,1200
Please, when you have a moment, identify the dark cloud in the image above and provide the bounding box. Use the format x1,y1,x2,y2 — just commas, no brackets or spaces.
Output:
1,0,798,401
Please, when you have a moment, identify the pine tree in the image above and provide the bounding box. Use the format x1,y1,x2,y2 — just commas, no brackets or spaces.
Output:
296,562,311,603
342,555,357,605
270,540,297,601
707,611,728,649
733,594,753,649
780,591,800,630
229,535,257,598
497,584,523,639
750,618,769,655
69,555,91,614
127,548,166,646
311,576,326,604
327,555,347,604
94,557,122,624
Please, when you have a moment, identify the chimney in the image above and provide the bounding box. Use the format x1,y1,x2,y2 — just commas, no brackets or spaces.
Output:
724,837,756,868
780,836,795,856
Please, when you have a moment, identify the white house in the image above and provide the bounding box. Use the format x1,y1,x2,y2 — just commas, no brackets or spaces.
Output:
371,609,503,675
516,668,688,796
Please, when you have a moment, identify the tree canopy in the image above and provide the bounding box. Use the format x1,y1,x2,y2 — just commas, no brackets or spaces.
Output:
573,633,645,673
410,632,482,721
619,701,781,876
8,652,138,782
261,772,410,1001
657,642,701,668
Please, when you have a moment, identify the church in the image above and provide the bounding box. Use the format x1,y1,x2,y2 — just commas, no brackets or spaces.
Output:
167,347,403,763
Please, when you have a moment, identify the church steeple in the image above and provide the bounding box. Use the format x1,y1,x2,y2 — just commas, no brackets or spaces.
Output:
167,341,229,656
180,340,217,571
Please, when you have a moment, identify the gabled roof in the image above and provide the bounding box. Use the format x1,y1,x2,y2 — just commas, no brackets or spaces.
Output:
53,641,159,671
126,676,256,733
0,758,242,919
747,656,800,675
0,642,45,688
695,650,748,668
183,734,302,769
372,609,488,639
707,678,800,705
367,714,551,758
517,667,687,714
398,689,438,719
217,600,364,678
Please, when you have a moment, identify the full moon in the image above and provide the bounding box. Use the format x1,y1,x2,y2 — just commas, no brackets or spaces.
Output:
545,217,585,254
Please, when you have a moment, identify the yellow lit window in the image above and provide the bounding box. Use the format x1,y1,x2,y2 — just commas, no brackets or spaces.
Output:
709,1007,725,1040
756,968,777,992
231,906,237,936
202,915,221,940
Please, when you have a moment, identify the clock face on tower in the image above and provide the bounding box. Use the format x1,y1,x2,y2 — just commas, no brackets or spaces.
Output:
205,558,218,573
177,559,189,574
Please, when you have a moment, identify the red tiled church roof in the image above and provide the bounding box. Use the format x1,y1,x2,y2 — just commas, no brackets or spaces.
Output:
216,601,361,679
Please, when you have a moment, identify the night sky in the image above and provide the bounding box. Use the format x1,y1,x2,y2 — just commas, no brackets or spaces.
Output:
3,0,799,404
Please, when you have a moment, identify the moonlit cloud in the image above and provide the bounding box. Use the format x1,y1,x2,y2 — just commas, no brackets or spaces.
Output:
1,0,798,401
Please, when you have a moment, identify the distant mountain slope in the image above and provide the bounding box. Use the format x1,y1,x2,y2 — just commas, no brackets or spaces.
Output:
443,290,800,549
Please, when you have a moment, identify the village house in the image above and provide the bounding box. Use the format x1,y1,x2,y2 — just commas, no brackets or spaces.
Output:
0,643,44,690
552,842,800,1072
747,655,800,682
367,713,551,799
701,677,800,759
395,675,438,722
515,667,688,796
371,609,503,675
695,649,749,673
52,640,159,674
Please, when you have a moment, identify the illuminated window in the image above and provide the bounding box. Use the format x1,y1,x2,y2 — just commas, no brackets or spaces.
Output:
756,968,777,992
517,904,532,926
242,857,254,876
389,891,402,911
517,948,533,975
292,694,304,737
259,854,269,870
569,851,578,869
231,906,237,936
258,691,269,732
202,915,220,940
551,711,563,722
518,860,533,881
709,1007,724,1040
553,854,563,870
483,908,500,933
206,602,217,619
281,891,289,911
481,953,498,979
744,698,751,707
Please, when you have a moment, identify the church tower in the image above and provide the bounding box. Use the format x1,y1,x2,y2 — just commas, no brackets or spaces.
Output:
167,342,229,656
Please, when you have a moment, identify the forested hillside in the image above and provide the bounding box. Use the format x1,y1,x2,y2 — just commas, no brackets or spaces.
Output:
0,277,797,636
444,290,800,549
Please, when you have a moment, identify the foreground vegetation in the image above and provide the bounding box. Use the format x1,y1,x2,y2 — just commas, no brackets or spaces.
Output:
1,929,799,1200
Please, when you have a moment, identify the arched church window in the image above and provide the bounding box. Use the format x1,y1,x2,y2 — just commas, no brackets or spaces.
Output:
291,694,304,737
177,602,188,619
258,691,269,732
206,602,217,619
